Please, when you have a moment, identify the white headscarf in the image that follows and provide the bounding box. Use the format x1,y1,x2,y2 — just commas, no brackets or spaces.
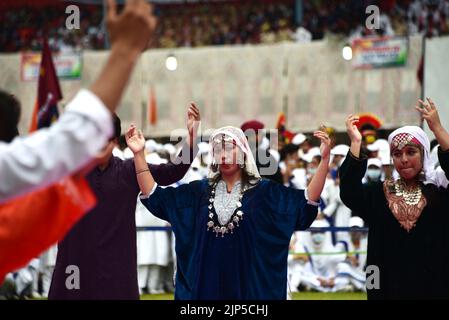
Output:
388,126,448,188
208,126,261,180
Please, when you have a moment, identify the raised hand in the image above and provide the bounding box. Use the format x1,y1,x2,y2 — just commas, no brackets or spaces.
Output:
416,98,443,133
345,115,362,158
107,0,157,56
314,125,331,161
187,102,201,147
90,0,158,113
307,127,331,202
346,114,362,143
125,124,145,154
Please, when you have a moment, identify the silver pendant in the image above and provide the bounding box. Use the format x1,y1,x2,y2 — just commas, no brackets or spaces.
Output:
220,227,227,237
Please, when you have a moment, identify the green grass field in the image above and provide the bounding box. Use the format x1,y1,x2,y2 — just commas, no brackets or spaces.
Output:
26,292,366,300
140,292,367,300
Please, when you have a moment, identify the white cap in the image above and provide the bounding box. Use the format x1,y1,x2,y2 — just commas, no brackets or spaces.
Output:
310,219,329,229
292,133,307,145
301,147,321,163
380,154,391,165
145,139,158,152
112,147,124,160
372,139,390,152
370,139,390,165
367,143,380,152
367,158,382,168
301,153,312,163
198,142,209,154
349,216,364,228
331,144,349,156
309,147,321,157
163,143,177,155
123,147,134,159
145,152,166,165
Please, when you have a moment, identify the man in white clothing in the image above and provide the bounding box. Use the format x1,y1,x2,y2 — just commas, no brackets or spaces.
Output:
0,0,158,282
0,0,157,203
300,220,346,292
334,217,368,292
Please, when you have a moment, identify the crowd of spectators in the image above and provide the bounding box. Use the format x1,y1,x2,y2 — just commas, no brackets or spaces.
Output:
1,0,449,53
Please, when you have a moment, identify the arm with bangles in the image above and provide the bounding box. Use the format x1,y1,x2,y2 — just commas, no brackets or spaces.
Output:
125,125,155,195
127,102,202,191
306,127,332,203
149,103,201,184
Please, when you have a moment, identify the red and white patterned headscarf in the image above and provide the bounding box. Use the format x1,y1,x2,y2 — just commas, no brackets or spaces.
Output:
388,126,448,187
390,132,421,152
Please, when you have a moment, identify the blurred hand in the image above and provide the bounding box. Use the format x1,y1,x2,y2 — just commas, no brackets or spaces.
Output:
107,0,157,56
416,98,443,133
125,124,145,154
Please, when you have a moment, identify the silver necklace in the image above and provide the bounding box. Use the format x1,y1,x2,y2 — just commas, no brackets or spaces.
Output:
207,181,245,237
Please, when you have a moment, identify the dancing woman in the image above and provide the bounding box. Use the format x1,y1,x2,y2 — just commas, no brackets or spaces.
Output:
340,98,449,299
126,123,331,299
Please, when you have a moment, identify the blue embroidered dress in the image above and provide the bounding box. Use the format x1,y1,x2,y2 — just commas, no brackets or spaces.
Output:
140,178,318,300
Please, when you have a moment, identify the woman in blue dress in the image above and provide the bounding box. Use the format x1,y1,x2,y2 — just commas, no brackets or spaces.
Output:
126,123,331,300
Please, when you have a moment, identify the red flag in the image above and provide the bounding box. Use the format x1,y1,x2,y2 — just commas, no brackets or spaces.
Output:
148,86,157,125
0,175,96,280
276,112,286,130
29,38,62,132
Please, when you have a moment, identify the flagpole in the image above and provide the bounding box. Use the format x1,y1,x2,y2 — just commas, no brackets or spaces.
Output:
419,34,426,129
